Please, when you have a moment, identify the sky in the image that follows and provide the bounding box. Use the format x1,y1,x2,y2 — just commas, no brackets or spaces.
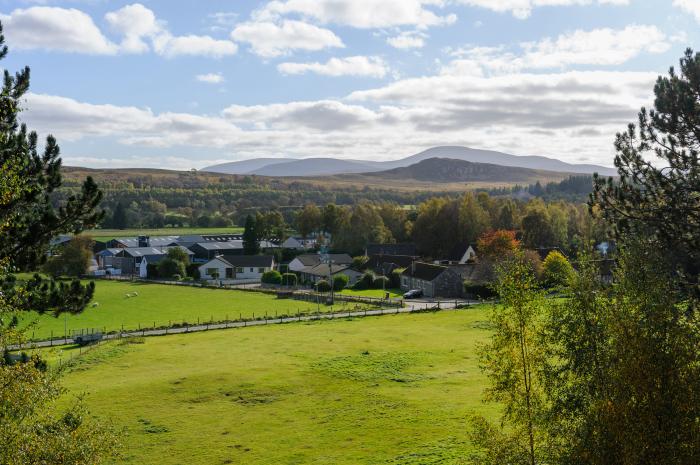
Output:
1,0,698,170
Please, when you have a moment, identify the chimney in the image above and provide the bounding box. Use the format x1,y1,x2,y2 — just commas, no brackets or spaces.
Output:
138,236,150,248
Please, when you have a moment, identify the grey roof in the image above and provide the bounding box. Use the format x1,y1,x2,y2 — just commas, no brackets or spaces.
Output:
305,263,352,277
96,248,122,257
192,241,242,251
113,236,180,247
295,253,353,267
117,246,193,258
401,262,448,282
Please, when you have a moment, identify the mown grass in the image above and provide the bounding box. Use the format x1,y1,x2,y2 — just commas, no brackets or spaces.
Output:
83,227,244,241
339,288,404,299
55,308,496,464
18,280,371,340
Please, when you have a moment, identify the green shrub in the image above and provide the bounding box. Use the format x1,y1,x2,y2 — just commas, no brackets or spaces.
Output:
281,273,297,286
372,276,390,290
158,258,186,279
261,270,283,285
333,274,349,291
542,251,574,287
316,280,331,292
390,268,404,288
463,281,496,299
353,271,375,290
352,255,369,270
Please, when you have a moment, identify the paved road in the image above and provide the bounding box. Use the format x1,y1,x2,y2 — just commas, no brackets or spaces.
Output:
11,300,475,350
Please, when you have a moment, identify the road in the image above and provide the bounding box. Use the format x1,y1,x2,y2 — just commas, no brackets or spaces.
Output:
11,299,475,350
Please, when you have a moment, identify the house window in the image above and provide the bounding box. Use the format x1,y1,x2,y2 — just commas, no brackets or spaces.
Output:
206,268,217,276
235,267,244,273
249,267,254,272
258,267,265,273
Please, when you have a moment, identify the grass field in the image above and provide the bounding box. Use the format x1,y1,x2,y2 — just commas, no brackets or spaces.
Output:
18,280,370,340
83,227,244,240
52,308,496,464
339,288,404,299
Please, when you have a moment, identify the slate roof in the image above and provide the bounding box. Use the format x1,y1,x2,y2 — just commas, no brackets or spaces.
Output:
192,241,242,251
117,246,193,258
295,253,353,267
401,262,448,282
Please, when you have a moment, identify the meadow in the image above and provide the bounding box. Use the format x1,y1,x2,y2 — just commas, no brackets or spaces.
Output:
50,308,496,465
19,280,369,340
339,288,404,299
83,227,244,241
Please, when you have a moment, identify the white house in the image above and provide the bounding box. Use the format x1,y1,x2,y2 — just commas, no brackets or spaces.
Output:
458,245,477,264
199,255,276,282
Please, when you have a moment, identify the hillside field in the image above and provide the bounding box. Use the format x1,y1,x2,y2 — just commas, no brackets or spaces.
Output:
84,227,244,241
51,308,496,464
18,280,368,340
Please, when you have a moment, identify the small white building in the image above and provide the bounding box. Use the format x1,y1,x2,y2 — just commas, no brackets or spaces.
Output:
198,255,276,282
288,253,353,273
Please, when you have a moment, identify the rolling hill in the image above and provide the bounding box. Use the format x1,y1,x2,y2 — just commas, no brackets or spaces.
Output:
202,146,617,177
357,157,574,184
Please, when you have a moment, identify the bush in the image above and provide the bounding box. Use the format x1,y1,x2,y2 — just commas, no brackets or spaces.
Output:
372,276,390,290
463,281,497,299
186,263,200,280
158,258,186,279
542,251,574,287
352,255,369,270
316,280,331,292
281,273,297,286
261,270,283,285
390,268,404,288
172,274,182,281
353,271,375,290
333,274,349,291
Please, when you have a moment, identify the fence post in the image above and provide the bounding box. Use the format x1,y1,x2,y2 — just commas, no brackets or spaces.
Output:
50,330,53,346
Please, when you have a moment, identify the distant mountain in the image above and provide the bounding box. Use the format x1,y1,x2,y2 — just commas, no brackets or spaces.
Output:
363,157,573,183
389,146,617,176
251,158,378,176
201,146,617,177
202,157,298,174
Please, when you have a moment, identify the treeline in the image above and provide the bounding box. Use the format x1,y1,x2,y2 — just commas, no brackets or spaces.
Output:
56,168,599,230
482,175,598,201
295,193,607,256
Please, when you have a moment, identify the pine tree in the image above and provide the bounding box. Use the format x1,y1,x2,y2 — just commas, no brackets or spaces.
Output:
111,202,128,229
242,214,260,255
591,48,700,299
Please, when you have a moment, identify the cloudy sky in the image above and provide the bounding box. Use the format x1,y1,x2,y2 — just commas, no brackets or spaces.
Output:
2,0,698,169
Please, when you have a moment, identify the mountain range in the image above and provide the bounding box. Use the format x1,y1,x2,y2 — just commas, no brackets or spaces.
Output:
202,146,617,177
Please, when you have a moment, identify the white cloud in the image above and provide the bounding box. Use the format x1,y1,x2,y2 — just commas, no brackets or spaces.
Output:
673,0,700,22
105,3,238,57
21,67,656,167
196,73,225,84
0,6,118,54
153,33,238,58
278,56,388,78
445,25,669,75
455,0,629,19
387,31,427,49
231,19,344,57
254,0,456,29
105,3,160,53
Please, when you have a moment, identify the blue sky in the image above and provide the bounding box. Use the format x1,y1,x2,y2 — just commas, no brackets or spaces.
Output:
1,0,698,169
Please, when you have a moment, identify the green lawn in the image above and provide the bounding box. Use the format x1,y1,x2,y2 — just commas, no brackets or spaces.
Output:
83,227,244,241
54,308,496,464
18,280,369,340
339,288,404,299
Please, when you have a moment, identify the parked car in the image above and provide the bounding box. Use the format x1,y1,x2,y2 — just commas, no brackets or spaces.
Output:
403,289,424,299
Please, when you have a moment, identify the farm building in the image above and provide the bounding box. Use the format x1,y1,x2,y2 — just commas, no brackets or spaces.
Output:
400,262,464,298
